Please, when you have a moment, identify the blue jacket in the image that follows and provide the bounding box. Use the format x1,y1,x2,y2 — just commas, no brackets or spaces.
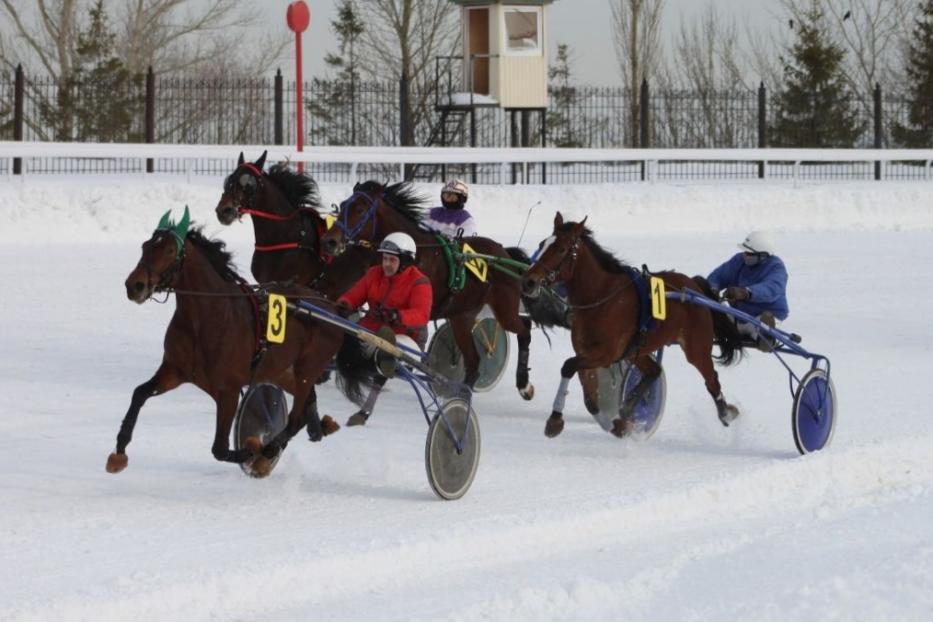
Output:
707,253,789,320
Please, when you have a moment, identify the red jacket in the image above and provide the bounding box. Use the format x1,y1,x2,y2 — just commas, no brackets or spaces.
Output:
338,265,433,339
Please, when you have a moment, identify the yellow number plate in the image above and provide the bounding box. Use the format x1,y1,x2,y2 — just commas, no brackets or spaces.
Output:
266,294,287,343
650,276,667,320
461,243,488,283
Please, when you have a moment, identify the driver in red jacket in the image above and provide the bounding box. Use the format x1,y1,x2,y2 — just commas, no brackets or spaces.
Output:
336,232,432,426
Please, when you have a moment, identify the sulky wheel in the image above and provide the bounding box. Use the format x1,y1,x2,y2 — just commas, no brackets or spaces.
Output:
234,383,289,478
619,357,667,439
426,319,510,398
792,368,837,455
424,398,481,500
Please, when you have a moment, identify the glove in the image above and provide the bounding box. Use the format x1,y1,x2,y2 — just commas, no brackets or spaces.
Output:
384,308,400,326
335,300,353,318
722,286,750,302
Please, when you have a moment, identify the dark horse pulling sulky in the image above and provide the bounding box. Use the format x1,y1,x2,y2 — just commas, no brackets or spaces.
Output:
107,208,355,477
320,181,536,401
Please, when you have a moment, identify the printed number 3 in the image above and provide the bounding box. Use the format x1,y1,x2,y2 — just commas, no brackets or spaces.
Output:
267,294,287,343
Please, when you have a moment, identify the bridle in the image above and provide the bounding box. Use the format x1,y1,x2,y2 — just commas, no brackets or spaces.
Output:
139,229,186,294
539,234,580,286
331,189,383,248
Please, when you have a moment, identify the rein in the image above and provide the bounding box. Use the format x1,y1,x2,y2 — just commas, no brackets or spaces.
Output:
334,190,382,244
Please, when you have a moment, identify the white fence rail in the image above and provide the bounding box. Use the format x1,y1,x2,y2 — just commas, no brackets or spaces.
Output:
3,141,933,183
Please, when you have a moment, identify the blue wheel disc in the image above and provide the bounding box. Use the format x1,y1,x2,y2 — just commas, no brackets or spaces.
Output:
792,369,837,455
621,359,667,439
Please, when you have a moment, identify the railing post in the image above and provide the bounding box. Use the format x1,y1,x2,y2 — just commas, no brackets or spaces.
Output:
640,78,650,181
758,81,766,179
541,107,547,185
13,64,24,175
873,82,883,181
145,66,155,173
399,71,412,179
274,69,284,145
521,109,530,183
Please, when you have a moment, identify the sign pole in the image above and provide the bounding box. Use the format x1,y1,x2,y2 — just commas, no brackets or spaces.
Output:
286,1,311,173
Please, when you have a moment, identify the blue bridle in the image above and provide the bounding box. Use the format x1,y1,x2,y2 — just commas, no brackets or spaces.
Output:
334,189,382,245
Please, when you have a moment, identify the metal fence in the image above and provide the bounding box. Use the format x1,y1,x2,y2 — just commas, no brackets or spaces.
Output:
0,67,927,183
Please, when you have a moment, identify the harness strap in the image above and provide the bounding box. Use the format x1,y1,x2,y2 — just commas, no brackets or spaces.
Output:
435,234,466,291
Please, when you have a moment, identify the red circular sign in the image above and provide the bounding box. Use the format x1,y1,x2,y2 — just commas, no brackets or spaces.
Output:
287,1,310,33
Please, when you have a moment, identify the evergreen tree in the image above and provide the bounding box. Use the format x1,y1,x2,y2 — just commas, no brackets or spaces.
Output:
770,1,864,148
71,0,144,142
894,0,933,147
308,0,365,145
547,44,584,149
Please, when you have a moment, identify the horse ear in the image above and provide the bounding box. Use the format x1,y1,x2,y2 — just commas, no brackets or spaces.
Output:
175,205,191,239
157,209,172,230
554,211,564,229
237,152,245,166
572,217,587,237
255,150,267,171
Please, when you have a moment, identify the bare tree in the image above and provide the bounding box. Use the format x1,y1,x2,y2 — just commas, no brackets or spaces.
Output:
609,0,665,146
0,1,287,78
354,0,460,145
659,4,750,147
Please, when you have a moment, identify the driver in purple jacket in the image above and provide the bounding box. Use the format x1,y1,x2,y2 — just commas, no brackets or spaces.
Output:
425,179,477,239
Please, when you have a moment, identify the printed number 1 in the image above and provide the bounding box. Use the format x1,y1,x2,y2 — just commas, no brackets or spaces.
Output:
267,294,287,343
650,277,667,320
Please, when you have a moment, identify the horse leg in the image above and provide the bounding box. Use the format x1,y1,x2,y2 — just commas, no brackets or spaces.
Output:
614,355,662,437
682,334,739,426
545,355,586,438
106,363,184,473
487,291,534,400
211,390,253,464
449,313,481,388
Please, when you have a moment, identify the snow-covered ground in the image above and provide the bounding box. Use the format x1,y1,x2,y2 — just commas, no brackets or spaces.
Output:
1,175,932,621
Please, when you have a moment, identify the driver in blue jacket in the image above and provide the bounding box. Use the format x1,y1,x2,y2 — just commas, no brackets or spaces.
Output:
707,231,788,350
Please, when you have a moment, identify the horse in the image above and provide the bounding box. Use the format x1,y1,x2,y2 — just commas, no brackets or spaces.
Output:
319,180,535,400
108,208,360,477
522,212,745,438
215,151,375,299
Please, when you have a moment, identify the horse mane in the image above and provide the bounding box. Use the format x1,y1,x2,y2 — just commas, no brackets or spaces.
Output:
266,163,322,210
186,227,241,283
561,223,631,274
356,180,428,223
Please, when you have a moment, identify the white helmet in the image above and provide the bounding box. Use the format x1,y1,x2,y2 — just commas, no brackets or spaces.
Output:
738,231,776,255
378,232,417,260
442,179,469,201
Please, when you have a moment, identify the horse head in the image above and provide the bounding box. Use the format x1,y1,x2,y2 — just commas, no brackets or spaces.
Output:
321,181,385,257
126,207,191,303
522,211,587,298
216,151,268,225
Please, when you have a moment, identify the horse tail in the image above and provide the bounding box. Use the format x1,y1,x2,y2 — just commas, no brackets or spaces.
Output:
335,334,376,406
692,275,744,366
505,246,570,331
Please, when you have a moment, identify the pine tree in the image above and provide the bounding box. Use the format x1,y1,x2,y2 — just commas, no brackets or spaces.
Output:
547,44,583,149
70,0,144,142
770,1,864,148
308,0,365,145
894,0,933,147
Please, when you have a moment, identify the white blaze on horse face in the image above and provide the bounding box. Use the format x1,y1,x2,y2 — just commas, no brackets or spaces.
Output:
539,235,557,257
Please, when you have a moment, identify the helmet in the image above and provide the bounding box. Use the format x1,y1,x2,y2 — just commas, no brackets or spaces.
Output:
441,179,469,202
738,231,776,256
378,232,417,260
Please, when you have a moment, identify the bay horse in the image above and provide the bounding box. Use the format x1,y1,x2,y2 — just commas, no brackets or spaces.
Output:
522,212,745,438
215,151,375,299
319,181,535,400
108,208,357,477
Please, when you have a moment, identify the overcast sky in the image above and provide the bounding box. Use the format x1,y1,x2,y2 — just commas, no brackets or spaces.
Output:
265,0,782,86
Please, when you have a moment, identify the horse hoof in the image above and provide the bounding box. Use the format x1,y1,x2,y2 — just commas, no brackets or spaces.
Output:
249,456,274,478
611,418,634,438
718,404,740,427
346,411,370,427
244,436,264,456
544,413,564,438
106,452,128,473
321,415,340,436
520,384,535,401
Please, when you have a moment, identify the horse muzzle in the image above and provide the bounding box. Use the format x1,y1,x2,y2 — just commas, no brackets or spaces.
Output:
215,203,240,226
522,276,542,298
125,277,152,304
322,236,345,257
